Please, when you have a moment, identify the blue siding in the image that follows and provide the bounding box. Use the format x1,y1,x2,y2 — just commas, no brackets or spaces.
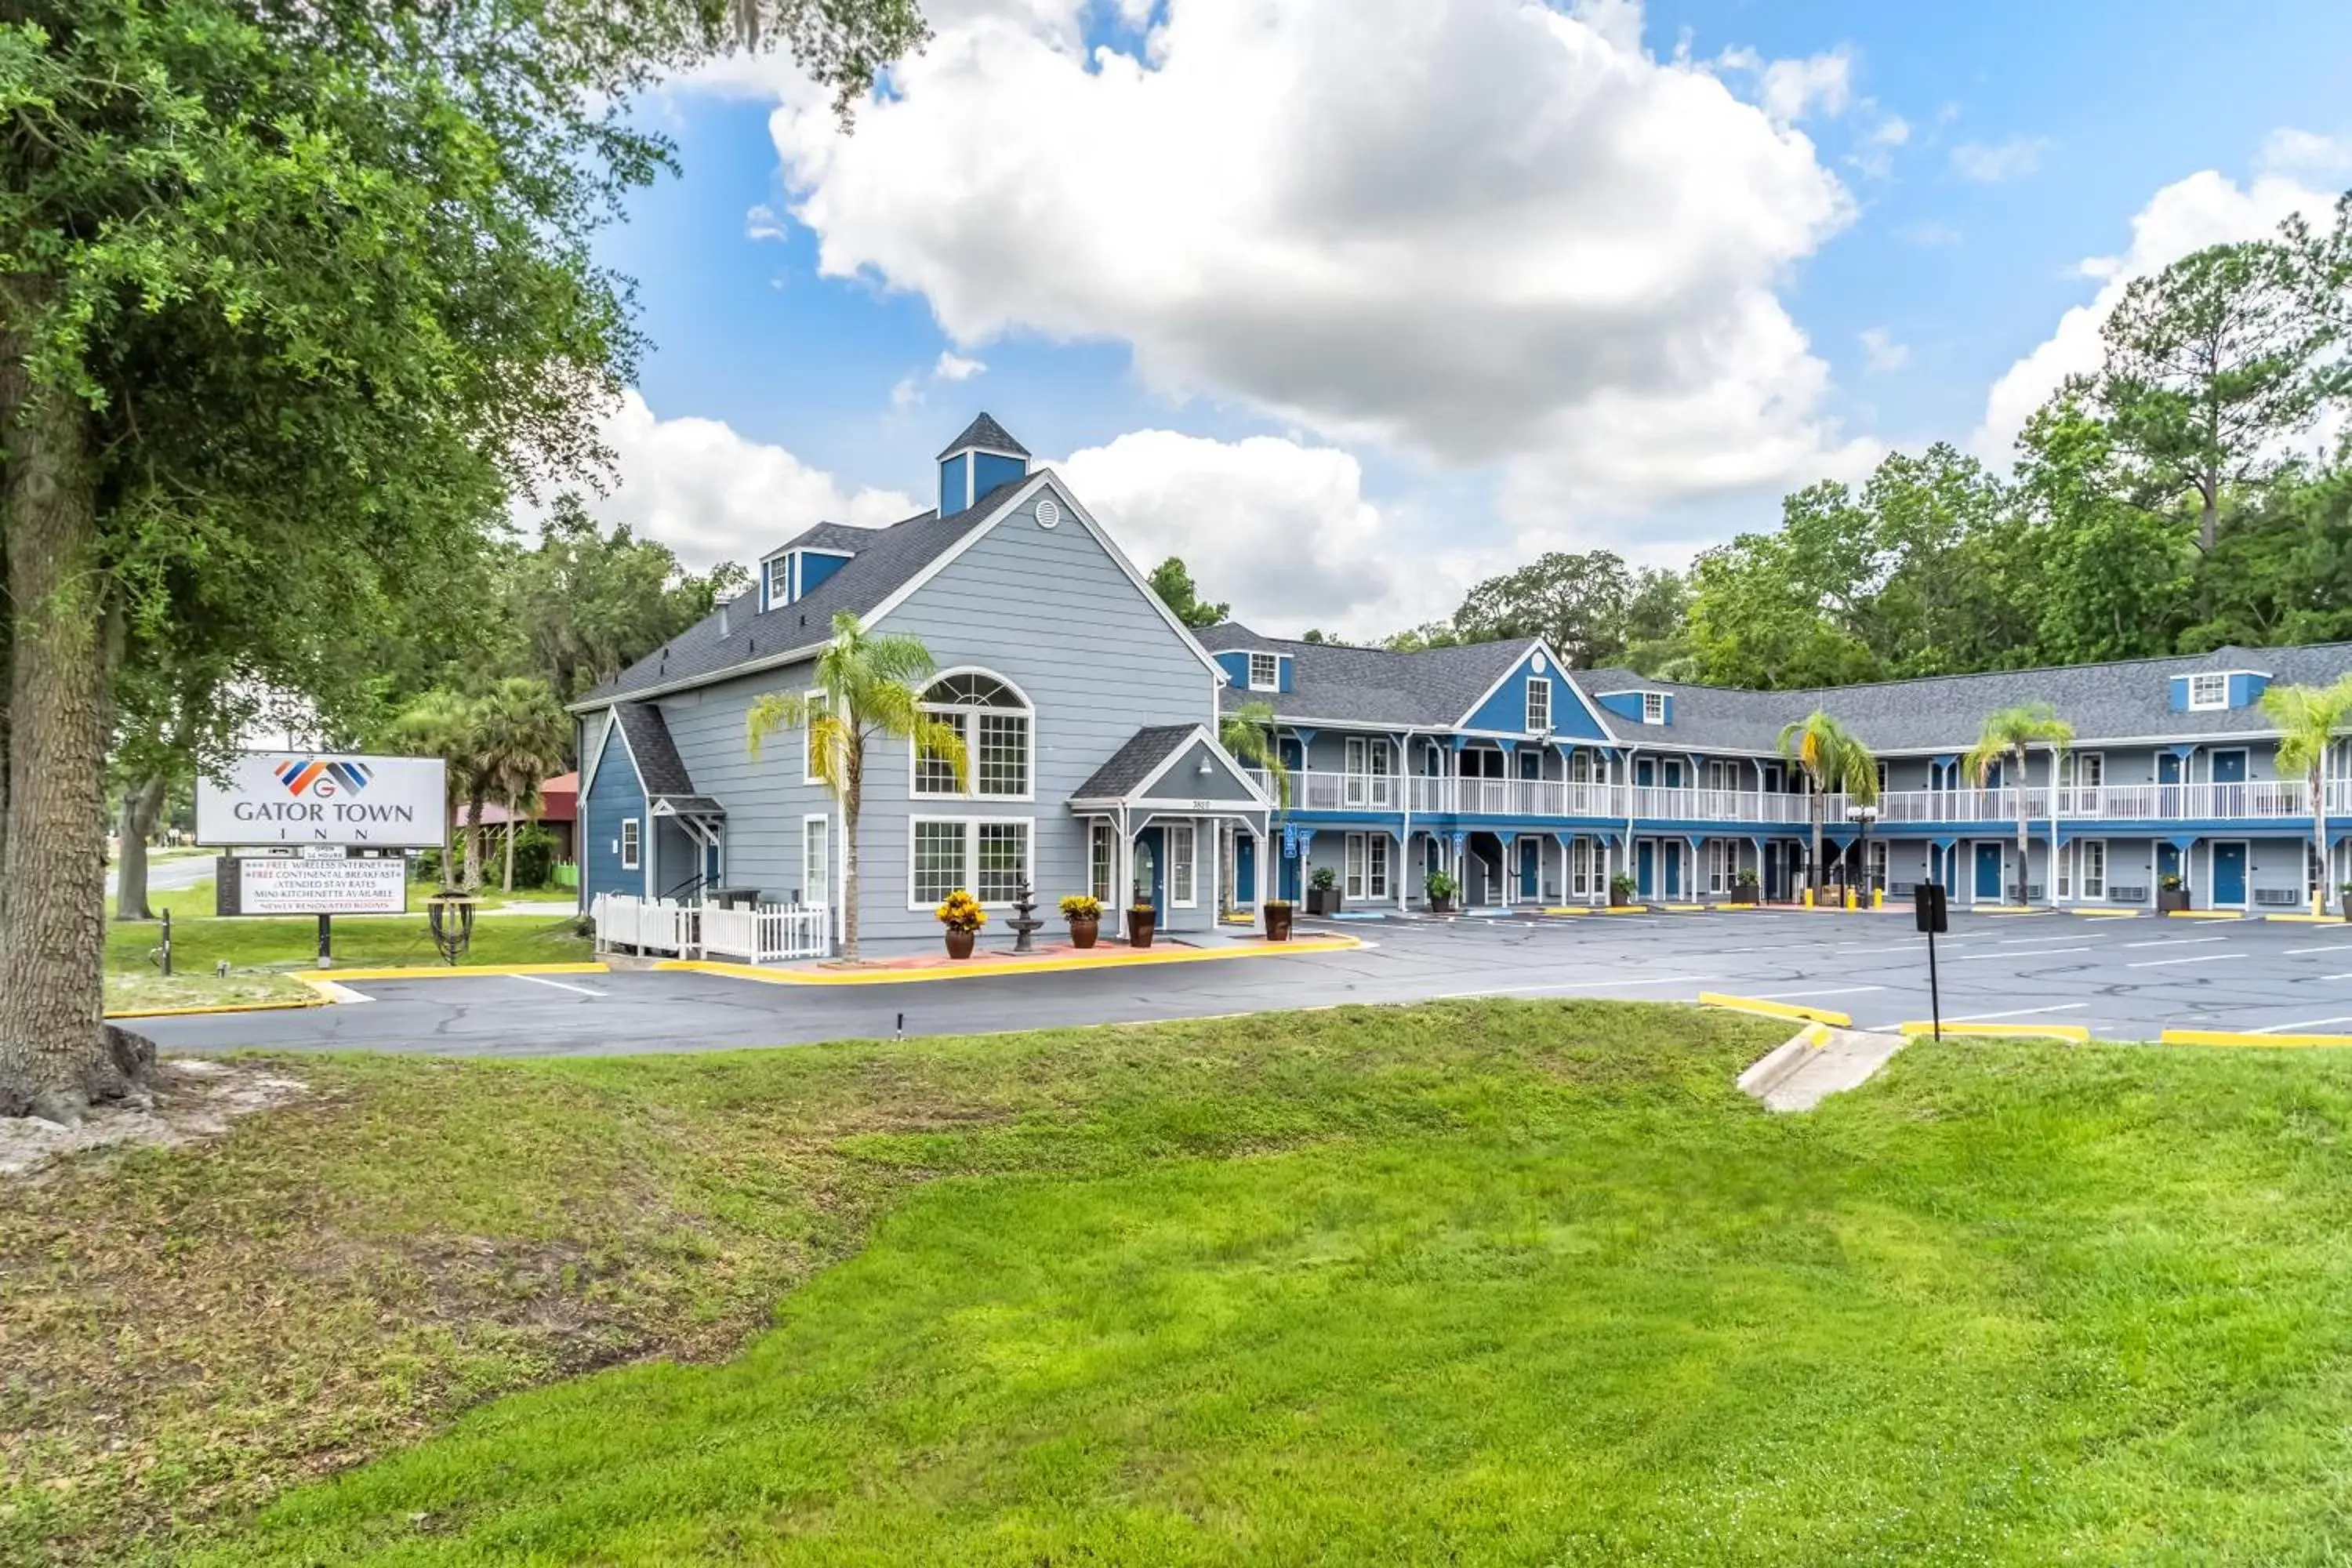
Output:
971,451,1027,499
1464,654,1606,739
938,453,971,516
1214,650,1248,687
2230,671,2270,708
798,550,851,596
2167,674,2190,712
581,723,646,902
1595,690,1669,727
1278,655,1293,694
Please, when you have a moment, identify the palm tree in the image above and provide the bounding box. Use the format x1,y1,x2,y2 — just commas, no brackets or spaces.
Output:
1778,710,1880,900
746,612,967,959
475,677,571,892
1221,699,1288,808
2261,677,2352,914
1965,703,2074,907
391,688,489,888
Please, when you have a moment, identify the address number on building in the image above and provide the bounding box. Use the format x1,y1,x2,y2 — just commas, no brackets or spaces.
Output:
225,857,408,916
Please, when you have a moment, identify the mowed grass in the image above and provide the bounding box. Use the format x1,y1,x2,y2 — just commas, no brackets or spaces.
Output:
9,1004,2352,1565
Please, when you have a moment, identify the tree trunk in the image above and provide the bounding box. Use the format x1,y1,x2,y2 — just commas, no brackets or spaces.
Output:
0,327,122,1118
502,793,518,893
462,788,485,888
2013,747,2030,906
114,774,169,922
1809,794,1824,901
840,748,864,960
2314,769,2328,917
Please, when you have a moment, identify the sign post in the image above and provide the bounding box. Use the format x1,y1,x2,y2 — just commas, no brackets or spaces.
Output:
1913,882,1948,1041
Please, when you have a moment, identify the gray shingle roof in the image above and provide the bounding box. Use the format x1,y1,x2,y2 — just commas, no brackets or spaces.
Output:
580,477,1032,706
613,702,697,796
1200,625,1537,728
1570,641,2352,754
937,412,1028,459
1070,724,1201,800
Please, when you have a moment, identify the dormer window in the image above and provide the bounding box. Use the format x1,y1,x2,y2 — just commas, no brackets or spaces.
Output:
761,556,786,612
1642,691,1667,725
2187,672,2227,711
1248,652,1279,691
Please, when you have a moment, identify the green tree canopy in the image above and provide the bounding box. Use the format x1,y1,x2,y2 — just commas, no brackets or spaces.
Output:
1147,557,1229,630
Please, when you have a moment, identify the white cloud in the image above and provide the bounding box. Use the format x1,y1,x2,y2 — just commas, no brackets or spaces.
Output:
933,351,987,382
890,350,991,412
1859,328,1908,373
1972,134,2345,459
2257,127,2352,183
1951,136,2050,183
1059,430,1465,635
761,0,1869,553
744,203,787,242
575,390,916,568
1715,45,1853,124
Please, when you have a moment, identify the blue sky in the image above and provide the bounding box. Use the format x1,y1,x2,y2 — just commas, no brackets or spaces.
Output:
590,0,2352,637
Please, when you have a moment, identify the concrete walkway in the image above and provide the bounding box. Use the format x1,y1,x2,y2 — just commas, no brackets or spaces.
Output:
1738,1026,1910,1112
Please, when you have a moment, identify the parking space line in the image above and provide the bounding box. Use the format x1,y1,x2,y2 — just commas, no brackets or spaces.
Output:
1736,985,1887,1001
2287,942,2352,956
1429,975,1707,999
512,975,606,997
1942,946,2091,961
2126,954,2231,968
2125,936,2228,949
2257,1014,2352,1034
1950,1003,2086,1022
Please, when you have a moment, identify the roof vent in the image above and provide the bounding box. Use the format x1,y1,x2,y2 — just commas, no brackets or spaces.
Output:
1036,499,1060,529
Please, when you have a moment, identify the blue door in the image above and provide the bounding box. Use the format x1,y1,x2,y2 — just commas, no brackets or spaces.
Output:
2212,842,2247,906
1635,757,1657,787
2158,753,2182,785
1974,843,2004,900
1136,828,1165,920
1236,835,1256,902
1636,840,1656,898
1519,839,1539,898
1663,841,1683,898
2212,750,2247,782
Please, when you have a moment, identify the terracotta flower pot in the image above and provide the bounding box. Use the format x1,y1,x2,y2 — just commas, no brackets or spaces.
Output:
1069,917,1099,949
1264,904,1294,942
1127,909,1156,948
944,927,976,960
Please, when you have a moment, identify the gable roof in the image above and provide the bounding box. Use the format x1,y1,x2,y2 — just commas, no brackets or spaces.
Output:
1568,641,2352,754
937,412,1028,459
612,702,698,797
1200,625,1547,729
1069,725,1204,800
578,478,1032,707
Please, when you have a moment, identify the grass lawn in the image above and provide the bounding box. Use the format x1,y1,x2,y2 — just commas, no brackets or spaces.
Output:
8,1004,2352,1565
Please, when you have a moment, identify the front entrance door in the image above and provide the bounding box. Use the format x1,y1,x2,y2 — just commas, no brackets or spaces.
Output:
1636,840,1656,898
2212,841,2248,906
1519,838,1539,898
1974,843,2004,902
1235,833,1256,903
1662,840,1683,899
1135,828,1164,920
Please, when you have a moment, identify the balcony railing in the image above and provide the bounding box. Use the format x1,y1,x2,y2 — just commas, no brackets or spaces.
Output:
1253,769,2352,828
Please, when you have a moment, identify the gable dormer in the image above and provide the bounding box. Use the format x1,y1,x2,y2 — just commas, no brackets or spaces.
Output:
1214,648,1292,694
1462,647,1608,739
1595,688,1673,728
2169,667,2270,713
938,412,1030,517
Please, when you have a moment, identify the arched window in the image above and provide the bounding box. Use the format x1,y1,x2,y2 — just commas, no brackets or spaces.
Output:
915,670,1033,798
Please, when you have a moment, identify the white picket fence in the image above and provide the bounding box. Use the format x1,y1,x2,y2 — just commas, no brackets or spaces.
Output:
590,893,829,963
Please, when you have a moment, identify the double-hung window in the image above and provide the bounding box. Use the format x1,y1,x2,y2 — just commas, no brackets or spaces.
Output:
1088,822,1116,904
910,818,1033,907
802,816,830,906
2187,672,2228,710
1248,651,1279,691
2081,840,2107,900
1168,825,1197,907
913,671,1033,799
619,818,641,871
1526,677,1551,734
1641,691,1667,725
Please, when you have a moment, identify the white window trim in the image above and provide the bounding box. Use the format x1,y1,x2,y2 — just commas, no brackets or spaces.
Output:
1641,691,1667,725
1169,823,1198,907
906,815,1036,910
619,817,641,871
802,688,831,786
2187,672,2229,711
1526,676,1551,735
802,814,830,907
908,667,1037,804
1247,651,1280,691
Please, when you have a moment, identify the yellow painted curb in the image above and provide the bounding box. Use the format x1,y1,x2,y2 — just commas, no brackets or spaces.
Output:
1900,1020,2089,1042
103,996,328,1020
2265,913,2342,924
2166,909,2245,920
1797,1022,1831,1049
1662,903,1709,913
1537,906,1592,916
2066,908,2141,918
1598,905,1652,915
1697,992,1853,1028
659,935,1366,986
2161,1028,2352,1048
285,961,611,983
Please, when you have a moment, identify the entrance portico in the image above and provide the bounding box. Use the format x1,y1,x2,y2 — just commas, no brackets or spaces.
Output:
1069,724,1273,935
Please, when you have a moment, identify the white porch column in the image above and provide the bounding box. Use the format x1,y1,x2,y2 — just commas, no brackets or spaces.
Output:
1204,816,1218,931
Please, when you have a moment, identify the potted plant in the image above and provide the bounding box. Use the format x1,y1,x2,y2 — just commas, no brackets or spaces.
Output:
935,889,985,960
1060,893,1103,949
1264,898,1294,942
1425,869,1459,914
2157,873,2190,914
1305,864,1341,916
1127,900,1157,948
1609,873,1639,909
1731,868,1760,905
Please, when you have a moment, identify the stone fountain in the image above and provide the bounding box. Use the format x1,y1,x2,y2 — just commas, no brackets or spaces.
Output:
1007,881,1044,954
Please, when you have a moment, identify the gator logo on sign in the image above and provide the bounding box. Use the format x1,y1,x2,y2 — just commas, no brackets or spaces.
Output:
276,758,374,799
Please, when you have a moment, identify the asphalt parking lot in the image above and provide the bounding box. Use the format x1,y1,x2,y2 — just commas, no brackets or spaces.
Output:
135,906,2352,1057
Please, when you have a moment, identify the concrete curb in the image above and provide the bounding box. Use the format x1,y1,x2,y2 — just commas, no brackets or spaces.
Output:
1735,1023,1830,1100
2161,1027,2352,1048
103,996,328,1021
284,961,610,983
1899,1020,2090,1042
657,935,1365,986
1699,992,1854,1028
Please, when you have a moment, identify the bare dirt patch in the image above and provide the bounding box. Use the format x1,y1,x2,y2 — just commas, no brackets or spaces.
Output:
0,1058,308,1178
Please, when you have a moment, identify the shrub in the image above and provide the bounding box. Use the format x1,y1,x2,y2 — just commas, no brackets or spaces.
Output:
935,890,986,933
1058,895,1103,920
